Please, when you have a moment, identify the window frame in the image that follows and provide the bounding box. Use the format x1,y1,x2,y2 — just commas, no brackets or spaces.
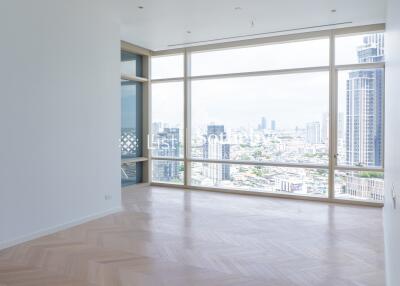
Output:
120,41,151,187
149,24,385,205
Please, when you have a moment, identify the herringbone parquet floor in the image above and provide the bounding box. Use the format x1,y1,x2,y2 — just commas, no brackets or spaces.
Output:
0,186,385,286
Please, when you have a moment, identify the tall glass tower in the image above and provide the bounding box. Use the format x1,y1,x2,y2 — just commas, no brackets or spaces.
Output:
346,34,384,167
203,125,230,181
153,128,180,181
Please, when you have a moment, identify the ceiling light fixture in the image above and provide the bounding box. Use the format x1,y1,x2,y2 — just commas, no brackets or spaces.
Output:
331,9,337,13
138,6,144,9
186,30,191,34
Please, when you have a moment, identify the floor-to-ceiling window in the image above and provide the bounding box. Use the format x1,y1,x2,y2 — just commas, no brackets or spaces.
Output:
334,32,385,201
150,54,185,184
150,26,385,203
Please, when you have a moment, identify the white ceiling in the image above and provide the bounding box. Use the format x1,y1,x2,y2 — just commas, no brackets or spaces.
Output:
111,0,387,51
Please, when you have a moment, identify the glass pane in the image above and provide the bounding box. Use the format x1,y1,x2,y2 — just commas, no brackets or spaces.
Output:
121,81,142,159
152,160,184,184
335,33,384,65
151,82,184,158
121,162,143,186
121,51,142,77
191,163,328,197
191,38,329,76
337,69,384,167
335,170,384,201
151,54,184,79
191,72,329,164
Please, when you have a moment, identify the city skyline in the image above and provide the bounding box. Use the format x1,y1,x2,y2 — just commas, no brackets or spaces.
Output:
152,35,370,130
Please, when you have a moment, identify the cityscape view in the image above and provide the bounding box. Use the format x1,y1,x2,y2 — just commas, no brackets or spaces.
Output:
150,33,384,201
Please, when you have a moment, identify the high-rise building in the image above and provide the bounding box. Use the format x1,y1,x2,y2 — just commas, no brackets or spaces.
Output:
260,117,267,130
357,34,384,63
203,125,230,182
320,112,343,144
306,122,321,144
153,128,180,181
152,122,162,136
346,34,384,167
321,112,329,144
271,120,276,131
338,112,345,140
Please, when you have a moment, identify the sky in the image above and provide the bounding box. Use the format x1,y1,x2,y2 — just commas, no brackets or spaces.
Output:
150,33,381,130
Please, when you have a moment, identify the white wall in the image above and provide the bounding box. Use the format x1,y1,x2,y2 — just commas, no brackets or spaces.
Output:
384,0,400,285
0,0,121,248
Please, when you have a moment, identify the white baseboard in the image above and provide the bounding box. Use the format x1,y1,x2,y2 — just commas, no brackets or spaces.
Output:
0,206,123,251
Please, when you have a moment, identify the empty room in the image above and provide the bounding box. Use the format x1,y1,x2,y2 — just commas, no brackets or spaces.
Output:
1,0,399,285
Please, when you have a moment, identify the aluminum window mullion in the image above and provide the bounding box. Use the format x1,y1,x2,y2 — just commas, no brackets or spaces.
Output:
188,158,328,170
335,165,384,172
152,156,330,169
152,157,185,162
150,61,384,85
328,31,337,200
151,77,185,83
382,71,386,170
144,55,152,183
335,62,385,71
150,183,383,207
151,66,330,83
183,49,191,186
189,66,329,81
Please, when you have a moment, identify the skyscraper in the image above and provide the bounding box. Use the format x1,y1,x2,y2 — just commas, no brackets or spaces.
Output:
346,34,384,167
203,125,230,182
153,128,180,181
338,112,345,140
321,112,329,144
306,122,321,144
260,117,267,130
320,113,344,144
151,122,162,136
271,120,276,131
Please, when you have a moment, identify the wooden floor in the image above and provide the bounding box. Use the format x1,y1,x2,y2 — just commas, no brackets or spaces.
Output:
0,186,385,286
